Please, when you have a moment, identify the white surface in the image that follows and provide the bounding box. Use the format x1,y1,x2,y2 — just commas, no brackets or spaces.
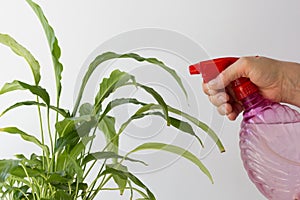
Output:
1,0,300,199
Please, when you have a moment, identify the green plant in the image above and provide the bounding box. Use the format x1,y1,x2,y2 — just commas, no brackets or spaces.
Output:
0,1,225,199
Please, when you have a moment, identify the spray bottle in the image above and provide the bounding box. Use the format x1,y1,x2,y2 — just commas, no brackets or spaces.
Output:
189,57,300,200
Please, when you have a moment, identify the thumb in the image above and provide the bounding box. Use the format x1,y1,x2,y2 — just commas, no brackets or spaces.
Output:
207,58,247,90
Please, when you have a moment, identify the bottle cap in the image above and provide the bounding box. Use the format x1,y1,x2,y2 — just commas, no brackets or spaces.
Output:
189,57,258,100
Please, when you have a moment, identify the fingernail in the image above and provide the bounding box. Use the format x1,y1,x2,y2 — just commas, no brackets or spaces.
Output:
222,105,227,114
207,89,217,95
218,95,226,103
208,79,217,87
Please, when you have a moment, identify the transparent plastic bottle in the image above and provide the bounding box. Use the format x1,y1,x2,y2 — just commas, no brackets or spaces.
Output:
189,57,300,200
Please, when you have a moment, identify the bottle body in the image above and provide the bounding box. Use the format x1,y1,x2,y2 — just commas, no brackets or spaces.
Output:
240,93,300,200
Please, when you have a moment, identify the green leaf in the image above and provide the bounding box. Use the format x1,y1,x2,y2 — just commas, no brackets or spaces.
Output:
54,190,72,200
101,166,156,200
94,69,135,114
136,83,169,125
10,165,42,178
55,115,96,138
0,33,41,85
55,116,96,153
97,98,146,126
13,185,30,200
0,127,50,156
118,53,187,98
54,131,79,154
0,159,19,182
55,118,76,138
0,80,50,105
15,153,42,169
82,152,147,166
55,154,84,182
118,111,162,136
107,164,128,195
47,173,73,184
98,116,118,154
166,106,225,153
131,103,225,153
168,116,204,148
118,109,204,148
127,142,213,183
73,52,186,116
69,136,95,159
79,103,93,116
26,0,63,99
0,100,69,118
101,98,146,116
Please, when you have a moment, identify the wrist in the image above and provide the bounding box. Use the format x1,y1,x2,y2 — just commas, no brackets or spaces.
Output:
282,61,300,107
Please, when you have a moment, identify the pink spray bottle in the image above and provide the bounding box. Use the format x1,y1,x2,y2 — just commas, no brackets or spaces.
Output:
189,57,300,200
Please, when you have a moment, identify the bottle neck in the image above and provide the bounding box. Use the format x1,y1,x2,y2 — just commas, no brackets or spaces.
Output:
240,91,274,122
241,92,266,111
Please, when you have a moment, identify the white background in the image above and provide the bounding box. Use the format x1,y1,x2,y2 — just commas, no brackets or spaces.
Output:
1,0,300,199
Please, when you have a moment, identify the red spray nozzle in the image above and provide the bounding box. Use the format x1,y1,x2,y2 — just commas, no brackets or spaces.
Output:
189,57,258,101
189,57,239,82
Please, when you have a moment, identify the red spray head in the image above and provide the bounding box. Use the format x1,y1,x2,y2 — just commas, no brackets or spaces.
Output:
189,57,258,101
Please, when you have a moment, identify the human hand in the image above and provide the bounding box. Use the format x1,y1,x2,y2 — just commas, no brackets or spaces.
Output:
202,56,300,120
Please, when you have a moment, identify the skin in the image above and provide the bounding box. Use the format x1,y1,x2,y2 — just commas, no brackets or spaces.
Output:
202,56,300,120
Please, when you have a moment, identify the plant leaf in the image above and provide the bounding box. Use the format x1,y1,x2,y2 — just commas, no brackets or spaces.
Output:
47,173,73,184
0,33,41,85
15,153,42,169
130,103,225,153
10,166,42,178
13,185,30,200
54,190,72,200
0,159,19,182
166,106,225,153
79,103,93,116
73,52,186,116
82,152,147,166
93,69,135,114
0,127,50,156
107,164,128,195
136,83,169,125
118,111,161,136
0,101,69,118
69,136,95,159
168,116,204,148
101,166,156,200
0,80,50,105
97,98,147,127
117,110,204,148
54,154,84,182
118,53,187,98
127,142,213,183
26,0,63,98
98,115,118,154
55,116,96,138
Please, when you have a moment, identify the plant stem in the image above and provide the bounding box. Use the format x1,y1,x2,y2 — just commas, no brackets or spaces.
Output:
84,160,107,200
99,186,148,198
53,100,60,172
20,163,37,200
89,174,113,200
36,96,46,168
46,108,53,152
82,120,100,174
82,160,97,182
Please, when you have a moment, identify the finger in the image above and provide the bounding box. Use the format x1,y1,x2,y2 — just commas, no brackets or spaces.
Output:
217,103,233,116
227,102,243,120
202,83,218,95
207,58,250,90
208,92,229,107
